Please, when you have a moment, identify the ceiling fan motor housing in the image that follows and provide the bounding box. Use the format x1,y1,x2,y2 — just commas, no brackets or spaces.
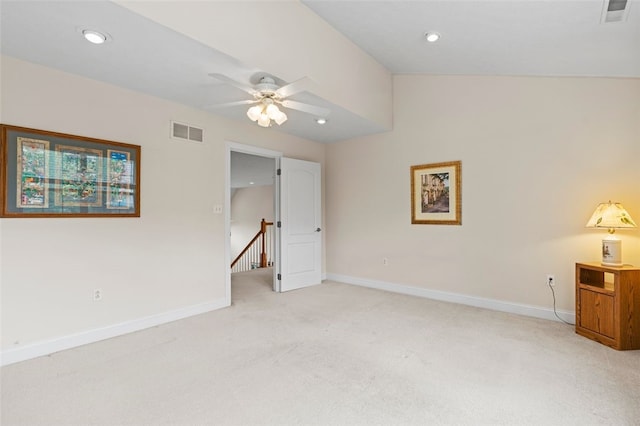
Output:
255,76,279,97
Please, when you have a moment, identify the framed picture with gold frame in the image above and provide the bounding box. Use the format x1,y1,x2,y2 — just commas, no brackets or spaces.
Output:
410,160,461,225
0,124,140,217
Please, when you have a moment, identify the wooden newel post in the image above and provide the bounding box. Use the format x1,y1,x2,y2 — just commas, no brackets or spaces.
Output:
260,218,267,268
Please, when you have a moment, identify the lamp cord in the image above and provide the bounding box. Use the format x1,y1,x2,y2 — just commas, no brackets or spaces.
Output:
549,282,575,326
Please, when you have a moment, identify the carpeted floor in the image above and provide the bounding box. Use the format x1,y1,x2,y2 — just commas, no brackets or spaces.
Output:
2,268,639,425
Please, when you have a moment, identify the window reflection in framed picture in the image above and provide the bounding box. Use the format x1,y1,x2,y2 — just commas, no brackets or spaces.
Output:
410,161,461,225
1,124,140,217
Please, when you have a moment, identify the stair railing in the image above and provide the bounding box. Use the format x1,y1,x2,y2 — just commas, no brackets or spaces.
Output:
231,219,273,273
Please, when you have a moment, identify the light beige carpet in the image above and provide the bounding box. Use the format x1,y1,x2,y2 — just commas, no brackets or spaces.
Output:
2,268,639,425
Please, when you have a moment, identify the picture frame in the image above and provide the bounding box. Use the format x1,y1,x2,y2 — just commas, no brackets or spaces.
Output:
410,160,461,225
1,124,140,217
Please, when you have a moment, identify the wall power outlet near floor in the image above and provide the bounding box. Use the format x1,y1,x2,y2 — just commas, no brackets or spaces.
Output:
546,274,574,325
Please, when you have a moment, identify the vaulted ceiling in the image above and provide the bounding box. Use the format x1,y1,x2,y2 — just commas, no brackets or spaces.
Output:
1,1,638,143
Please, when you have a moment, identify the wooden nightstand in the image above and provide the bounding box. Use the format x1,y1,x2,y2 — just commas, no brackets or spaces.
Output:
575,262,640,350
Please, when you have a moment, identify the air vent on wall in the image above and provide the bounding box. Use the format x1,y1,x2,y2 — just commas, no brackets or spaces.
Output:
171,121,204,143
601,0,631,23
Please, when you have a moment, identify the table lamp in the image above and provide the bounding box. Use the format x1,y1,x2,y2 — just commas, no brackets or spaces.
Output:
586,201,637,267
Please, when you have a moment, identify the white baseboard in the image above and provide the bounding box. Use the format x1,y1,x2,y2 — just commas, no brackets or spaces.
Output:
1,298,229,367
326,273,575,324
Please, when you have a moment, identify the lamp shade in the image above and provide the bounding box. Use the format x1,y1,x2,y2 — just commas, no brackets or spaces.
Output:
266,103,280,120
257,113,270,128
585,201,637,230
247,105,263,122
274,110,287,125
247,99,288,127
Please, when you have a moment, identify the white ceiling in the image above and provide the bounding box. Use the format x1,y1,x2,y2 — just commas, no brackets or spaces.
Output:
231,152,275,189
1,0,638,146
303,0,640,77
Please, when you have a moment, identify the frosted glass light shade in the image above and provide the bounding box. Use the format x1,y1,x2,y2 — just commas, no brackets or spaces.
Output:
247,100,287,127
266,104,280,119
247,105,263,121
274,111,287,125
257,113,270,127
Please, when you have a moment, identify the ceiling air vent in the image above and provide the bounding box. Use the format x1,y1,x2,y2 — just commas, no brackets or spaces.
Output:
601,0,631,23
171,121,204,143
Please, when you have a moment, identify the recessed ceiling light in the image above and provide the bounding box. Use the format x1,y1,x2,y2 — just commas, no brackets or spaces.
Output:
425,32,441,43
316,118,327,125
249,181,255,185
82,29,107,44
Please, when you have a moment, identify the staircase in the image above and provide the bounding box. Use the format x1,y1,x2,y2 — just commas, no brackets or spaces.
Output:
231,219,273,273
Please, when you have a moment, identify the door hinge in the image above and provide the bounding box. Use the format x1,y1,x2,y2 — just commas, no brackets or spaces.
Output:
277,274,281,280
277,168,281,176
277,221,281,228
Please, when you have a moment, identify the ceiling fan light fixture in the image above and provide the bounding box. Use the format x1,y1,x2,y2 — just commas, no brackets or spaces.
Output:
247,105,263,121
257,113,271,127
211,73,321,128
266,103,280,120
274,111,287,126
247,100,287,127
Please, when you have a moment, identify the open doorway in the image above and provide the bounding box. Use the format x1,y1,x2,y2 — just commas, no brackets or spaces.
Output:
225,143,282,304
225,142,323,304
230,151,275,272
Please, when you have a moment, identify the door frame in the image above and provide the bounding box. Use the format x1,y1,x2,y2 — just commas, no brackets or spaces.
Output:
225,141,282,304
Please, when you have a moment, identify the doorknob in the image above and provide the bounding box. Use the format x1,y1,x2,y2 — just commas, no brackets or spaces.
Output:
316,227,322,232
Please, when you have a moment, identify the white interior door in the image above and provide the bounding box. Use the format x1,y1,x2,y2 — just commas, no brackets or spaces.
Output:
278,157,322,292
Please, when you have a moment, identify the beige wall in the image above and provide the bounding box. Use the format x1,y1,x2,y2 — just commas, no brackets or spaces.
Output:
326,75,640,312
0,56,325,354
3,56,639,360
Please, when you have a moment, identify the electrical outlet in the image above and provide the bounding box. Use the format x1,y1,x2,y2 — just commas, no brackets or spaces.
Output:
93,289,103,301
383,258,389,266
547,275,555,287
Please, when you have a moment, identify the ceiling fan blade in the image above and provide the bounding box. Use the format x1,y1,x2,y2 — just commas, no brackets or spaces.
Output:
203,99,258,109
280,100,330,117
275,77,316,98
208,73,257,96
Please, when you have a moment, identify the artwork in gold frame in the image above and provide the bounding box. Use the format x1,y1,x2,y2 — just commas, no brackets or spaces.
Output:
410,161,461,225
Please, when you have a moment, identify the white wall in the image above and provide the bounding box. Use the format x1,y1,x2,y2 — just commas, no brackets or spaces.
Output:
326,75,640,315
0,57,325,361
230,185,274,260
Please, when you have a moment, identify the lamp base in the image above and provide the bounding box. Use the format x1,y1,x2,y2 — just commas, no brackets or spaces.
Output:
601,236,622,267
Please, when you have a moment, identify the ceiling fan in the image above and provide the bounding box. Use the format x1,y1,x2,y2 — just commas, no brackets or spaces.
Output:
208,73,330,127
